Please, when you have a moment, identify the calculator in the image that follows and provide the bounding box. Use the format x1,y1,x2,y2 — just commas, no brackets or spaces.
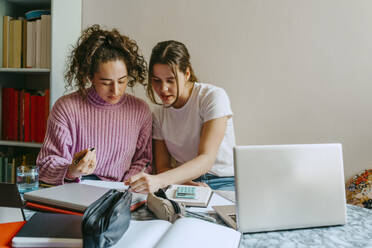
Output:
175,186,196,199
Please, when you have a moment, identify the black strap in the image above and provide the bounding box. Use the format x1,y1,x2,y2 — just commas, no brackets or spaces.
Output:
154,189,181,214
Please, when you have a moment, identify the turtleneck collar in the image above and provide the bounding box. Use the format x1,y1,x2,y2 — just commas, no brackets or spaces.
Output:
86,87,127,110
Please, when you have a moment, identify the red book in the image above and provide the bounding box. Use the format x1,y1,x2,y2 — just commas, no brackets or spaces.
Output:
2,88,9,140
6,88,14,140
43,90,50,140
7,88,17,141
18,90,25,142
23,92,31,142
13,89,19,141
25,202,84,216
30,94,37,142
6,88,13,140
25,200,146,214
36,95,44,143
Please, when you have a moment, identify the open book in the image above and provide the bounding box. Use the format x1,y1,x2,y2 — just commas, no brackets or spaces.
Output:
165,184,213,207
113,218,241,248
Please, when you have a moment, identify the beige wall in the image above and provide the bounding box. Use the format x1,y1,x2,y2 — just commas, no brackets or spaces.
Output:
82,0,372,180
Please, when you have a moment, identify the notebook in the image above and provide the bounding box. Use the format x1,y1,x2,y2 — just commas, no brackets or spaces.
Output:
23,182,146,213
214,144,347,233
113,218,241,248
165,184,213,207
12,212,82,248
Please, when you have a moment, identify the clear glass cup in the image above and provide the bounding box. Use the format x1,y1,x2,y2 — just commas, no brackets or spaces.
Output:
16,165,39,193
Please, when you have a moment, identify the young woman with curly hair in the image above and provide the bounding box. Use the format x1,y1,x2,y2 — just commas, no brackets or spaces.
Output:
37,25,152,185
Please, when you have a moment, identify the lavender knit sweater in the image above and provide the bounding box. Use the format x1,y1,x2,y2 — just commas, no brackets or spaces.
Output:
37,87,152,185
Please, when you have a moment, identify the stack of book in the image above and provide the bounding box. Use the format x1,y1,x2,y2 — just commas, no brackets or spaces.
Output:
1,88,49,143
2,9,51,69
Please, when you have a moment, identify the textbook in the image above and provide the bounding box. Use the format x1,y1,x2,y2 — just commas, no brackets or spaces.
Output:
113,218,241,248
165,184,213,207
12,212,82,248
24,182,146,213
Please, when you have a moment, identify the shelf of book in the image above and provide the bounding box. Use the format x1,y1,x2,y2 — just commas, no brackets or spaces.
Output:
0,0,81,184
0,140,42,148
0,68,50,73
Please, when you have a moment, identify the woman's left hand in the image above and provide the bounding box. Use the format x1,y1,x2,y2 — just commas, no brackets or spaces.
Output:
125,173,163,194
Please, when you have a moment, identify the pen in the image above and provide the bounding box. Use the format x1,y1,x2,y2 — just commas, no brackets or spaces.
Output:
141,161,151,173
73,147,95,166
185,210,217,223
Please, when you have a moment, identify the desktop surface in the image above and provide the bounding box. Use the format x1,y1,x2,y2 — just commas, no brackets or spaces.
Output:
23,195,372,248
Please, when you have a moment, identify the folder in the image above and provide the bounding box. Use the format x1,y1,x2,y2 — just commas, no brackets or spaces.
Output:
0,221,26,247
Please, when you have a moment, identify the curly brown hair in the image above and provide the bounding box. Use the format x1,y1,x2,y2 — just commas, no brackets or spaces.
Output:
65,24,147,97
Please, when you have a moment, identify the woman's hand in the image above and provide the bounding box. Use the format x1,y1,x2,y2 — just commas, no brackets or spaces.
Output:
125,173,164,194
66,148,97,179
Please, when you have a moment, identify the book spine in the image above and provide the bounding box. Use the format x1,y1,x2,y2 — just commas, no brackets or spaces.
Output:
0,157,3,183
4,157,8,183
9,19,22,68
8,88,15,140
35,19,41,68
14,89,19,141
19,90,25,141
2,16,12,68
26,21,33,68
22,20,27,68
30,94,37,142
2,88,9,140
24,92,31,142
40,15,47,68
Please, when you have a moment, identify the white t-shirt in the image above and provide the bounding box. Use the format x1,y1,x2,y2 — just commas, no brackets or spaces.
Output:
152,82,236,177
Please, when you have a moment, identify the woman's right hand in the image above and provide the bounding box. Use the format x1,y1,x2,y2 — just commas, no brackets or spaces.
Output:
66,148,97,179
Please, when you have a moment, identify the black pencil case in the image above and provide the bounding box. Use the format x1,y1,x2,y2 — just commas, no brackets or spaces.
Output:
81,189,132,248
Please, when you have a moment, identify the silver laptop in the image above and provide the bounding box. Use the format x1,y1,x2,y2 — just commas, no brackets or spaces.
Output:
214,144,347,233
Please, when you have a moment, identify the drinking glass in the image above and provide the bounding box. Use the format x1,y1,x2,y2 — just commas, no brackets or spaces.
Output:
16,165,39,193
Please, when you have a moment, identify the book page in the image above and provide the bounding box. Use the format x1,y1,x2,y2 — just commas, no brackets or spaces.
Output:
112,220,171,248
155,217,241,248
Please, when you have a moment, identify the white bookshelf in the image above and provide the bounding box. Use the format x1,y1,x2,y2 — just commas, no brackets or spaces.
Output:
0,0,82,149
